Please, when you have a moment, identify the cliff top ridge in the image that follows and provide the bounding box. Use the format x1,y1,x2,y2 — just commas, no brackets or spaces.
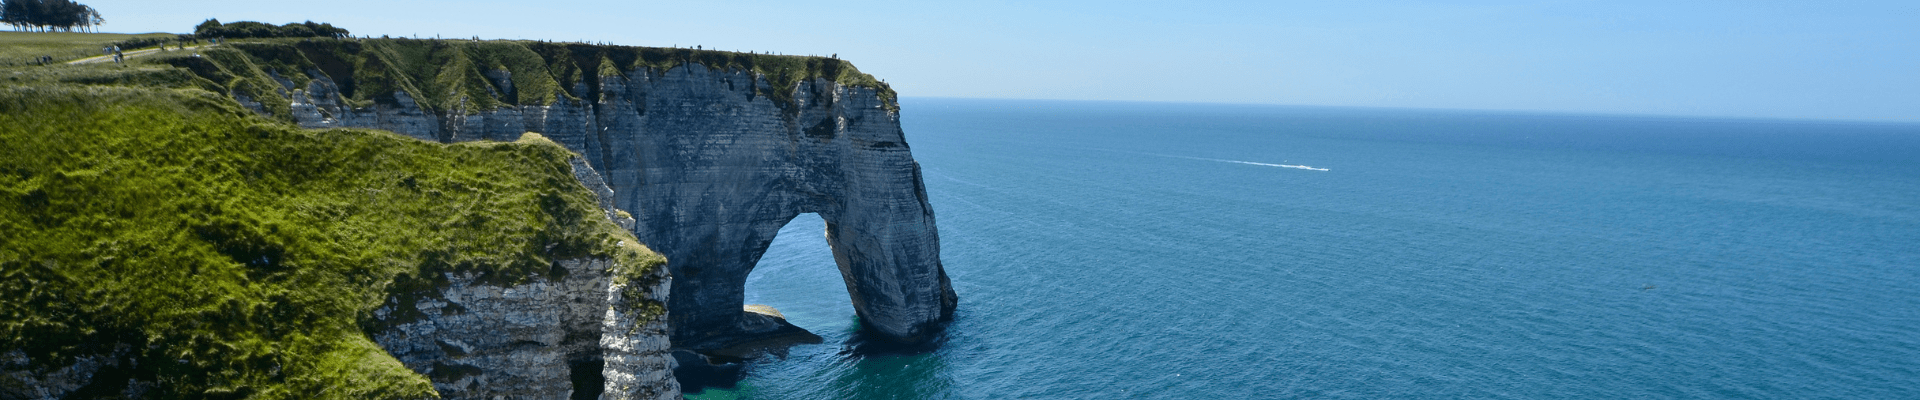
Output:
155,36,900,119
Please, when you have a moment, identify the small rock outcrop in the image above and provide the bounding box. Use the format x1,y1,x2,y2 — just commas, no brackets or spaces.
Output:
367,257,676,400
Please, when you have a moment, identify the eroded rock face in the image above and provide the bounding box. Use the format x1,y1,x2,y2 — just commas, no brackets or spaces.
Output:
287,63,958,350
370,261,590,398
367,256,675,400
0,349,140,400
600,275,678,399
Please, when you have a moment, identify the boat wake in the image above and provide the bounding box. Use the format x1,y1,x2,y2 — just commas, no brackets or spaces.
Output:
1209,158,1330,171
1088,148,1330,171
1156,153,1329,171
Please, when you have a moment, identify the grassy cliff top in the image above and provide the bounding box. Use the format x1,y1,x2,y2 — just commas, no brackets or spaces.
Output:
4,33,899,119
0,31,184,67
155,37,898,118
0,82,663,397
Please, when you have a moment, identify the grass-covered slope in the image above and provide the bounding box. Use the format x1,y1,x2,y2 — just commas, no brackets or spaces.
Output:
157,37,897,118
0,32,186,67
0,84,663,398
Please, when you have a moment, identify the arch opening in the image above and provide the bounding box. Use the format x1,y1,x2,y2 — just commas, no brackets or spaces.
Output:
743,213,857,336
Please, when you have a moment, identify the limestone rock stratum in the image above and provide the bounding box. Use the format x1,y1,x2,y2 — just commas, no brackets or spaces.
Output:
182,40,959,352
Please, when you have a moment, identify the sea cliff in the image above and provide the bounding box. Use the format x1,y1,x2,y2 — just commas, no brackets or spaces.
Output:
2,34,952,399
174,38,959,351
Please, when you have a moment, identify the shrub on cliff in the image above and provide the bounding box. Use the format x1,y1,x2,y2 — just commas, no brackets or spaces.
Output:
194,18,349,39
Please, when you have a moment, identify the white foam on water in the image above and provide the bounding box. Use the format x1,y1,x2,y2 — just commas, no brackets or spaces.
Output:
1214,159,1330,171
1155,153,1328,171
1088,148,1330,171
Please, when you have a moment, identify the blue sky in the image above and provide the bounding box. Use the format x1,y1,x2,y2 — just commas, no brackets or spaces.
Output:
82,0,1920,122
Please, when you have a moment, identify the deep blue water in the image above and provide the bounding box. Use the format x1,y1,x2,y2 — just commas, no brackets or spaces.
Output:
689,98,1920,399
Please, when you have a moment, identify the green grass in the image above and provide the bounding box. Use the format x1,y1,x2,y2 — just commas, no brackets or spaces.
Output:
1,59,207,91
7,34,899,116
0,31,182,67
155,37,898,116
0,85,663,398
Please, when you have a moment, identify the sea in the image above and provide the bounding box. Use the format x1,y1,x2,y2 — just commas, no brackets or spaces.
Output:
686,98,1920,399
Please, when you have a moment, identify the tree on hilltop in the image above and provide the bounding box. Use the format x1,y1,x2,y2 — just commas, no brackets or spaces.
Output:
1,0,102,32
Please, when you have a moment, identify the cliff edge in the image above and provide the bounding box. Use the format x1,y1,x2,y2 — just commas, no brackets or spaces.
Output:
170,38,960,351
0,33,952,399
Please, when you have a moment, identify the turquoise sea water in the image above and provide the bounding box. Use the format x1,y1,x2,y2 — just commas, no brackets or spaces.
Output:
687,98,1920,399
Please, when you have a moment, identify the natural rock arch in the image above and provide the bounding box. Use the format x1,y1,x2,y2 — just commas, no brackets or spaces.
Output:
274,54,957,347
572,64,958,348
168,40,958,398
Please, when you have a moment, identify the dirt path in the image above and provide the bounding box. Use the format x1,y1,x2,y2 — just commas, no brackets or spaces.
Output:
67,44,215,65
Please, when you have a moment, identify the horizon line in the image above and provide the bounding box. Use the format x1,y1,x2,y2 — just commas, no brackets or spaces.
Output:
895,96,1920,126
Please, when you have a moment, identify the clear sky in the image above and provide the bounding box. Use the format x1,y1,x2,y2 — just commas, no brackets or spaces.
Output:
80,0,1920,122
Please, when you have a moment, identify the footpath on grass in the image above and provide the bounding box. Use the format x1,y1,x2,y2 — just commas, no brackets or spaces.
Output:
66,44,216,65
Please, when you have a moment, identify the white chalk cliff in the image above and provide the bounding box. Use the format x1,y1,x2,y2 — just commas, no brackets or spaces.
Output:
193,39,959,398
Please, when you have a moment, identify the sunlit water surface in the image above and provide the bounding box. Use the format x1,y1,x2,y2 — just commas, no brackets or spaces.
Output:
684,98,1920,399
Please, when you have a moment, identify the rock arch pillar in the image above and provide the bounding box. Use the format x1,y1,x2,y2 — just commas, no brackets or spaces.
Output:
820,164,959,343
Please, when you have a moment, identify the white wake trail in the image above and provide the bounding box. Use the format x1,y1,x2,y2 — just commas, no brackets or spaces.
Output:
1152,153,1329,171
1088,148,1331,171
1212,159,1330,171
